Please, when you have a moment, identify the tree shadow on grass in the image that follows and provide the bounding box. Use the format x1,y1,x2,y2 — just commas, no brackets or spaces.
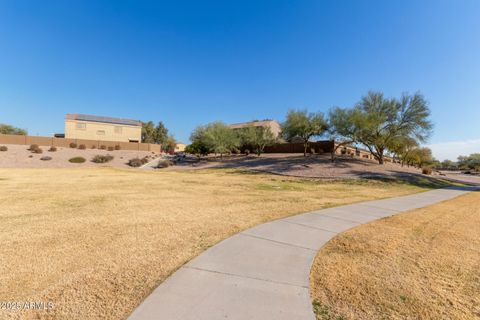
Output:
349,170,480,190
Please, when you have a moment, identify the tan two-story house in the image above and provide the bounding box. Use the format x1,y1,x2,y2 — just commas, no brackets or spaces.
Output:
65,114,142,142
228,120,282,139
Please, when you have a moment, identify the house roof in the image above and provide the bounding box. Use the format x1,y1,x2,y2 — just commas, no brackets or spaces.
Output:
228,120,280,129
65,114,142,127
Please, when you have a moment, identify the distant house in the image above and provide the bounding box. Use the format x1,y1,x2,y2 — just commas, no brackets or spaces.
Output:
175,143,186,152
65,114,142,142
228,120,282,139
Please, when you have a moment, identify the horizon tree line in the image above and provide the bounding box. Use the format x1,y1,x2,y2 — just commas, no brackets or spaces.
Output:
186,91,436,167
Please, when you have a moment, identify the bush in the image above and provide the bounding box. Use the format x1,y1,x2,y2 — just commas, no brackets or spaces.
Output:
29,144,39,151
40,156,52,161
127,158,144,167
48,146,57,152
115,145,121,150
32,148,43,154
157,160,173,168
107,146,114,151
28,155,33,158
0,146,7,151
244,149,250,156
69,142,77,148
91,154,114,163
91,145,96,149
232,148,240,155
127,156,149,167
78,144,86,150
69,156,86,163
100,145,106,150
422,167,432,175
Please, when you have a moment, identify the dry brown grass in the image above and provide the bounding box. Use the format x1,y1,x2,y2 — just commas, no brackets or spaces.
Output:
0,167,435,320
310,191,480,320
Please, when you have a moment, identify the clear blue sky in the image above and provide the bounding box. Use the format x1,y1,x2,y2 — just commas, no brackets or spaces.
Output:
1,0,479,160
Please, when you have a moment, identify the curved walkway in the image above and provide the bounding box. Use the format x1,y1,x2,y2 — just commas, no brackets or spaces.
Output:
128,186,478,320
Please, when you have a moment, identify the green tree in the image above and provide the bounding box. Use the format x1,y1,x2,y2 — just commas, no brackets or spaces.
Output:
141,121,156,143
239,125,276,156
0,123,27,135
188,122,239,158
388,136,419,166
458,153,480,171
155,121,169,146
185,140,210,157
203,122,239,158
282,109,329,156
440,159,457,170
162,134,177,153
328,107,360,162
405,147,433,168
330,92,433,164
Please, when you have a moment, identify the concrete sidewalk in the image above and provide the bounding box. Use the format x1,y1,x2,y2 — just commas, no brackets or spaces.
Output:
128,186,477,320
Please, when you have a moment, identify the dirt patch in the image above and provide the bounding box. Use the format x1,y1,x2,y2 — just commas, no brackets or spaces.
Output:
173,153,431,179
0,144,158,168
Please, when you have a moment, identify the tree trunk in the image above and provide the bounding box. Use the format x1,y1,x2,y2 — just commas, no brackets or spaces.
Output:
376,146,384,164
303,141,308,157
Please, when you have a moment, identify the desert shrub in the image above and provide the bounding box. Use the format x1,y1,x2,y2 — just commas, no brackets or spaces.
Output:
244,149,250,156
69,142,77,148
32,148,43,154
91,154,114,163
157,160,174,168
100,145,106,150
28,155,33,158
78,144,86,150
48,146,57,152
107,146,114,151
127,156,149,167
29,144,39,151
91,145,96,149
114,145,121,150
0,146,7,151
69,156,86,163
127,158,143,167
40,156,52,161
422,167,432,175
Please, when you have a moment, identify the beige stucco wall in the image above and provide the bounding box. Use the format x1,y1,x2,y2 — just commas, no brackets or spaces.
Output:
229,120,282,139
175,143,186,152
65,120,142,142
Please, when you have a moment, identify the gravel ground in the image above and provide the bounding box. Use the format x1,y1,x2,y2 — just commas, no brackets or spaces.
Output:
0,144,159,168
171,154,480,185
173,153,427,179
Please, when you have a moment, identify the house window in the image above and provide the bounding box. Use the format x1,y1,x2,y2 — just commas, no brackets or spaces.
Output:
114,126,122,134
76,122,86,130
96,130,105,135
